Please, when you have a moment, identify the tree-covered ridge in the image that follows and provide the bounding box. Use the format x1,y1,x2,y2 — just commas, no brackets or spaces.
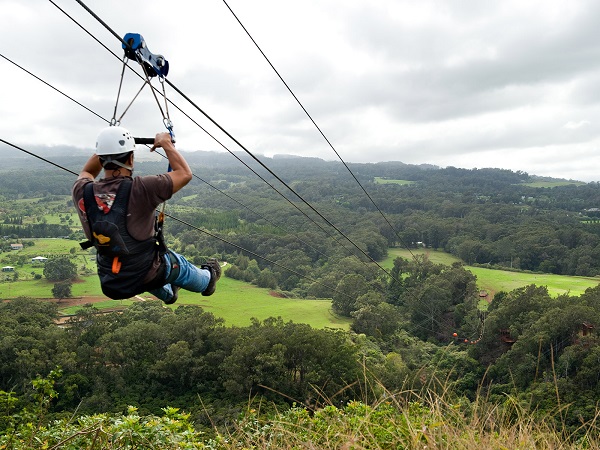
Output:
0,299,361,418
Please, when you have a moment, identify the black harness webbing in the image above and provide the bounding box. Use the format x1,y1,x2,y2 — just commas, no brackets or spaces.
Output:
80,178,168,299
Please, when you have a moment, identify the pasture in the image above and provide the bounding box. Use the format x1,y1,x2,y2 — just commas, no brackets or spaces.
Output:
383,248,600,297
0,238,349,329
57,274,350,329
373,177,414,186
520,180,586,188
171,275,349,329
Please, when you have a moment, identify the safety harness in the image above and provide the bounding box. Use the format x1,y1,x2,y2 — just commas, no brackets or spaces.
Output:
80,178,169,299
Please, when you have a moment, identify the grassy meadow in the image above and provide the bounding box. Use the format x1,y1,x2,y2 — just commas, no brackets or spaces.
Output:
4,238,82,256
171,274,350,329
520,180,586,188
57,273,350,329
5,238,599,328
384,247,600,297
0,239,349,329
373,177,414,185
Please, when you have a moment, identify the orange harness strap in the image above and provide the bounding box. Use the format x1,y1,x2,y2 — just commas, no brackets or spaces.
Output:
112,256,122,274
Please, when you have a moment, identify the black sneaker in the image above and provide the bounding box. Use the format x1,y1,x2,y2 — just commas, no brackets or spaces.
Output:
164,285,180,305
201,259,221,296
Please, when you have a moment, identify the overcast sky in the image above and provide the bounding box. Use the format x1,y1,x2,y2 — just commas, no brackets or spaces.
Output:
2,0,600,181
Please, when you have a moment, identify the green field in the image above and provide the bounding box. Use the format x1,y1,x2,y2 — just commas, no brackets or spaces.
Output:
38,212,78,226
0,272,101,299
57,274,350,329
383,248,600,297
1,240,349,329
8,239,599,328
383,248,461,268
171,275,349,328
374,177,414,186
469,267,599,297
0,239,93,283
520,180,586,188
4,273,349,330
1,238,83,257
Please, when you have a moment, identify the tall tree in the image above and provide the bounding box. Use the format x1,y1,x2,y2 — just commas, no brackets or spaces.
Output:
43,257,77,282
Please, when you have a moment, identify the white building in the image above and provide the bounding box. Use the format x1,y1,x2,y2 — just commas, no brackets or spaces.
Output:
31,256,48,263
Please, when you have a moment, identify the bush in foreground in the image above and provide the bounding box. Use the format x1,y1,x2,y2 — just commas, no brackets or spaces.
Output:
3,378,600,449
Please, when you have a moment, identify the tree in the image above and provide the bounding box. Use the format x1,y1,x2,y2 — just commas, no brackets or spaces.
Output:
351,302,402,340
43,257,77,282
332,274,369,317
52,281,72,300
256,269,278,289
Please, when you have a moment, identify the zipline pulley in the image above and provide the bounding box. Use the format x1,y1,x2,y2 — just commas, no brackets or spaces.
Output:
122,33,169,79
110,33,174,142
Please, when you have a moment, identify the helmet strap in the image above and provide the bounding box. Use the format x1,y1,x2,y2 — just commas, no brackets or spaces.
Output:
100,157,133,172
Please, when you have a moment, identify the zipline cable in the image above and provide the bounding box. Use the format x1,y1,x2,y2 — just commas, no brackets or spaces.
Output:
0,49,349,270
0,53,106,124
0,137,351,302
221,0,419,261
33,0,460,335
0,138,78,176
47,0,395,282
71,0,400,283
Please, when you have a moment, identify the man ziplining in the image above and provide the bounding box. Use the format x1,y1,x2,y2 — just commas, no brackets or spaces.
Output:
72,126,221,304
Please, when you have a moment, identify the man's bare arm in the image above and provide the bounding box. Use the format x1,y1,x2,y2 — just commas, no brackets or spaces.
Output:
151,132,192,194
78,154,103,180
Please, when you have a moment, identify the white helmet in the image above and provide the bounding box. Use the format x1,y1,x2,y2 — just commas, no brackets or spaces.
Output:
95,126,136,156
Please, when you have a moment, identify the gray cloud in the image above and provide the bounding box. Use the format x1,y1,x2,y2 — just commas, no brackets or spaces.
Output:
3,0,600,181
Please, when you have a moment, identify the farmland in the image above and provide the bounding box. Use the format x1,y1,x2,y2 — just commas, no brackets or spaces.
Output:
0,238,349,329
383,247,600,297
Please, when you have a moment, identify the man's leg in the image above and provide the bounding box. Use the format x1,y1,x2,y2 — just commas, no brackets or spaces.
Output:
170,251,212,293
149,251,214,303
148,283,176,303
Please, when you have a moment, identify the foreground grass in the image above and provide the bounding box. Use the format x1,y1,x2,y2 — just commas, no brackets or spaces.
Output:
227,397,600,449
383,248,600,297
4,389,598,449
